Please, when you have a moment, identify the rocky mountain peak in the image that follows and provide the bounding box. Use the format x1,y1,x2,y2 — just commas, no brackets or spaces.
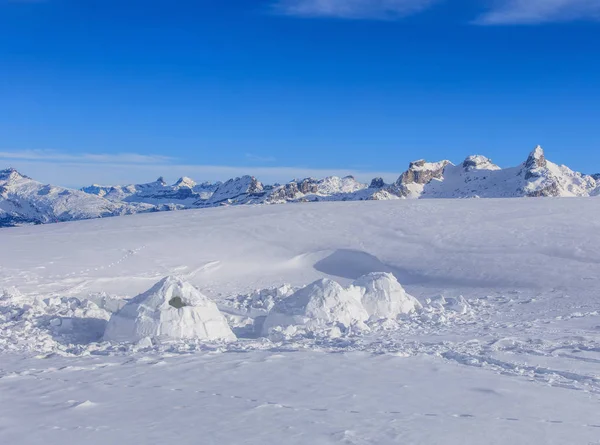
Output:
524,145,547,170
397,159,451,186
0,168,27,182
523,146,548,180
462,155,500,171
245,176,264,194
369,177,385,189
174,176,196,189
206,175,265,205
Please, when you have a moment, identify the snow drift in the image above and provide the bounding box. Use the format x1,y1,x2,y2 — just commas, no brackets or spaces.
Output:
353,272,422,320
104,276,236,343
261,278,369,338
259,274,427,338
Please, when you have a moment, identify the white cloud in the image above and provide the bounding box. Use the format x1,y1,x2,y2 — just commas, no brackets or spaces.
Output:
274,0,439,19
0,150,172,164
477,0,600,24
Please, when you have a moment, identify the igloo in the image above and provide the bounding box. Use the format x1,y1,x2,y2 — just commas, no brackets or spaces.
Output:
103,276,236,343
352,272,422,320
261,278,369,336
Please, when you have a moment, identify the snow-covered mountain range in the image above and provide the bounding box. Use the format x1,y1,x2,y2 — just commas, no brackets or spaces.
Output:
1,146,598,227
0,168,163,228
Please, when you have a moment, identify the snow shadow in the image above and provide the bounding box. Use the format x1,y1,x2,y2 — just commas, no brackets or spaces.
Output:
40,315,108,345
313,249,398,280
313,249,532,290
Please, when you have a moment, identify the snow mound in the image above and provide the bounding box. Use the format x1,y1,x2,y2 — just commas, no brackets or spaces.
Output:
261,278,369,339
224,284,295,317
104,276,236,343
352,272,422,320
0,289,111,354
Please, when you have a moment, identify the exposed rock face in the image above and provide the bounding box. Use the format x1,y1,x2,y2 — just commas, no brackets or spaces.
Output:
462,155,500,172
518,146,596,198
397,160,451,186
206,176,265,205
268,182,301,202
267,178,321,203
266,176,367,204
367,189,401,201
369,177,385,189
298,178,319,194
524,145,547,172
523,146,548,180
524,183,561,198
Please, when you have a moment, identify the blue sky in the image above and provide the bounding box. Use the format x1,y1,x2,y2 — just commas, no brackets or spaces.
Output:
1,0,599,186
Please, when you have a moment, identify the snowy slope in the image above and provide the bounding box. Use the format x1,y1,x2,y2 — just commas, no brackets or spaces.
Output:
202,175,266,206
1,199,600,444
0,168,154,227
394,146,597,198
2,199,600,443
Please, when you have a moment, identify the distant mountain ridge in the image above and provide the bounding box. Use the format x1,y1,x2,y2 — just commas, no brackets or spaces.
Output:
0,168,158,228
1,146,598,227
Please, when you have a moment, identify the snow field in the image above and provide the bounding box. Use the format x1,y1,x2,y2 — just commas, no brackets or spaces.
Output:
2,199,600,444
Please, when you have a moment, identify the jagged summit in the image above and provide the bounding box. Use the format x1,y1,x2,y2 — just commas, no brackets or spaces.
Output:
0,168,28,182
524,145,547,171
174,176,196,189
206,175,265,205
397,159,451,186
462,155,500,171
369,177,385,189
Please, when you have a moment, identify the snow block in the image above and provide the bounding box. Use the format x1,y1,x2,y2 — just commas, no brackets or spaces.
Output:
103,276,236,343
352,272,422,320
261,278,369,337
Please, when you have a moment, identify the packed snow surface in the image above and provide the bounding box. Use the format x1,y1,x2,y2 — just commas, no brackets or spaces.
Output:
2,199,600,444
